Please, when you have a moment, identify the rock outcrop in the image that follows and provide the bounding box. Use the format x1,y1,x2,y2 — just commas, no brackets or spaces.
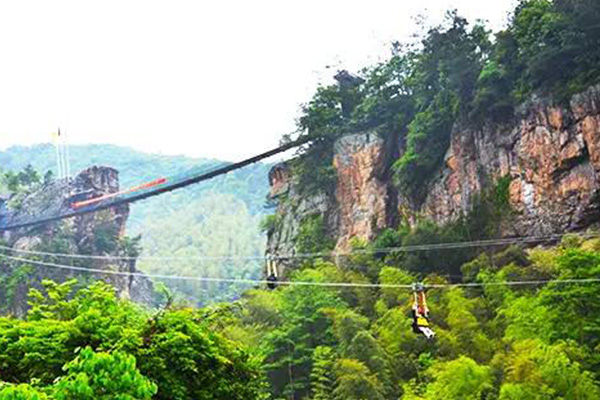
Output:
266,85,600,264
422,85,600,235
333,133,395,250
265,163,335,275
0,166,154,315
265,131,397,265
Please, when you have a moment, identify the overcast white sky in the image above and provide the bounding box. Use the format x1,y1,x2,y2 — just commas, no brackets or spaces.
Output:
0,0,516,161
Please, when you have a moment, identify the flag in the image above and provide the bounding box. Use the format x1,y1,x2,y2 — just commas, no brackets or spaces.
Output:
51,129,61,143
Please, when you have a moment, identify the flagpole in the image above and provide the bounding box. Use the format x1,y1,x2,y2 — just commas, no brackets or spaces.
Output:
53,130,63,180
58,127,67,180
63,128,71,180
59,128,65,179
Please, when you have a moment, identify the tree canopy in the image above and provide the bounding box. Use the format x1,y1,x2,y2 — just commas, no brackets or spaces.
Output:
292,0,600,201
0,280,265,399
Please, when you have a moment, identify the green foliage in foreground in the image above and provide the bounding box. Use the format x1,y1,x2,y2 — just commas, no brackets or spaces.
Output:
3,237,600,399
0,280,265,400
223,235,600,399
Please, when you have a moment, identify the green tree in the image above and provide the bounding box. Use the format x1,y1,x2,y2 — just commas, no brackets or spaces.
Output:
499,339,600,399
0,280,265,400
310,346,336,400
333,359,384,400
539,249,600,347
420,356,493,400
53,347,157,400
262,268,343,399
0,385,48,400
295,215,335,255
394,13,490,201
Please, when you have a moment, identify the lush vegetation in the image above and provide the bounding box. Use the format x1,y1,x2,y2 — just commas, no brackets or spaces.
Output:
2,2,600,398
0,165,54,210
367,175,514,278
0,145,270,305
223,234,600,399
136,193,265,305
0,279,264,399
295,215,335,255
4,235,600,398
292,0,600,201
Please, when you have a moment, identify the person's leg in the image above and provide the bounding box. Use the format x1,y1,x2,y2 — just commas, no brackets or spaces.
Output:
419,326,436,339
412,322,421,334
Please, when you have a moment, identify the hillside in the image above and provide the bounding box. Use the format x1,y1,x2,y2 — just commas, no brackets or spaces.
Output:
2,1,600,399
0,143,271,303
265,1,600,276
250,1,600,398
0,143,271,216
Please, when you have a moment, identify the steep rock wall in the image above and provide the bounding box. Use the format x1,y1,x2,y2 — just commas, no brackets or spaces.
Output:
267,85,600,266
265,162,335,275
0,166,154,315
333,133,394,250
422,85,600,235
266,132,395,265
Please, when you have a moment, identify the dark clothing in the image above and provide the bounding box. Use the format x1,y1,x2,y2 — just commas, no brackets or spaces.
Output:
266,274,278,290
411,308,435,338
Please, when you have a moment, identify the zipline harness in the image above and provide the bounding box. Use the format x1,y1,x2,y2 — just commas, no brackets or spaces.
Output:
411,282,436,339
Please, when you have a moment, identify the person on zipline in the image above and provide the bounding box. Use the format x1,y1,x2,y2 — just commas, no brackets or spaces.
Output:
266,256,278,290
411,283,436,339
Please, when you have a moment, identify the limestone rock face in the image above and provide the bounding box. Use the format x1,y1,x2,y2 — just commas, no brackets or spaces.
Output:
422,85,600,235
0,166,154,315
269,163,291,199
333,133,393,250
265,168,335,275
266,85,600,272
265,131,395,266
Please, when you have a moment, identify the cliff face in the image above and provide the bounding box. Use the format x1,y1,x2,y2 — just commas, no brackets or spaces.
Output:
422,85,600,235
332,133,396,250
265,133,397,265
265,164,336,275
0,166,153,315
267,85,600,261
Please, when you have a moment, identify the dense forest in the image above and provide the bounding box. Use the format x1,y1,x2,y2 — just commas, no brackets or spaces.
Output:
229,236,600,399
0,280,265,399
1,0,600,398
2,236,600,399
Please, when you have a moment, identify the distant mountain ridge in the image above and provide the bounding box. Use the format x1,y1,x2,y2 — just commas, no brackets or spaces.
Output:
0,143,271,304
0,143,270,213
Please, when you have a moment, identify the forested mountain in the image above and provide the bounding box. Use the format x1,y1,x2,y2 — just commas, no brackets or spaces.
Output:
0,143,271,216
0,144,271,304
254,0,600,398
1,0,600,399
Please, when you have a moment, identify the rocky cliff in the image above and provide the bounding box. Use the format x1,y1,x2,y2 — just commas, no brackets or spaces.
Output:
332,133,397,250
422,85,600,235
266,85,600,264
265,132,397,275
265,163,335,274
0,166,154,315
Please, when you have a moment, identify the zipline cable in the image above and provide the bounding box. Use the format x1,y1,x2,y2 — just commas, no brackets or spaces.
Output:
0,232,597,262
0,137,310,231
0,252,408,288
2,252,600,290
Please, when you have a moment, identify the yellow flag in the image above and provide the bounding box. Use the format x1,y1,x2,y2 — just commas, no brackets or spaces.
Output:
51,129,61,143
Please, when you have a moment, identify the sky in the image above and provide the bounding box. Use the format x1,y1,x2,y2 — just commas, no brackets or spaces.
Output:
0,0,516,161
